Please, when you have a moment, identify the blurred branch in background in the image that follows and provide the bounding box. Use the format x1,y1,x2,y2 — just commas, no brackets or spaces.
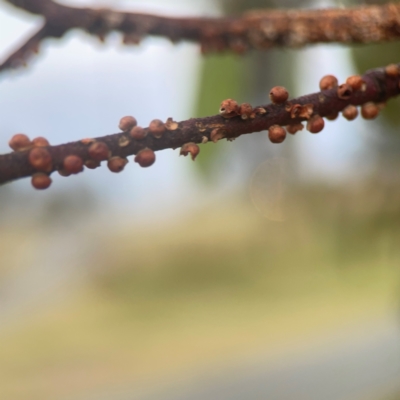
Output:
3,0,400,73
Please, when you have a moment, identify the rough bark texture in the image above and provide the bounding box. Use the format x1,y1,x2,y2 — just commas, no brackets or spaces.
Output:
2,0,400,72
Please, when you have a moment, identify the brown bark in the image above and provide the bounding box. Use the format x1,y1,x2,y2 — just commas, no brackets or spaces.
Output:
2,1,400,72
1,64,399,185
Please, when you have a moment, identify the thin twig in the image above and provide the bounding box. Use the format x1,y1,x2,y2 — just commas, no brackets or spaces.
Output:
3,0,400,73
1,64,399,186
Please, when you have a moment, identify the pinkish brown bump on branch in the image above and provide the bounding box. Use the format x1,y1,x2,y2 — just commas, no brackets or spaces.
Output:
119,116,137,132
63,155,84,174
319,75,338,90
342,105,358,121
134,148,156,168
89,142,110,161
269,86,289,104
31,173,52,190
130,126,146,140
180,143,200,161
361,102,379,119
29,147,52,172
385,64,399,78
9,134,31,151
307,115,325,133
346,75,365,91
219,99,240,118
268,125,286,143
148,119,165,139
239,103,254,120
32,137,50,147
108,156,128,172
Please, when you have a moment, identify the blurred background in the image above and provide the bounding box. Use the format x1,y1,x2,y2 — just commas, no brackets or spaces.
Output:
1,0,400,399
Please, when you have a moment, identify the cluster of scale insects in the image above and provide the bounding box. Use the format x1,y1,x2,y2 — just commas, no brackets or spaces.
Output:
7,63,400,190
8,116,200,190
220,66,395,145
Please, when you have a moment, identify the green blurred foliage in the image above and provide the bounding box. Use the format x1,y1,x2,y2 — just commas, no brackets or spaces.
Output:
96,181,400,302
195,54,245,118
194,53,245,176
0,180,399,399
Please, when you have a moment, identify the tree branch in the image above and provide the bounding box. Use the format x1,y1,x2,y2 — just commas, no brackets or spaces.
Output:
1,63,399,187
3,0,400,73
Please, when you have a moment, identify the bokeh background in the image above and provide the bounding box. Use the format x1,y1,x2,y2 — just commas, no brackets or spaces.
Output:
1,0,400,399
